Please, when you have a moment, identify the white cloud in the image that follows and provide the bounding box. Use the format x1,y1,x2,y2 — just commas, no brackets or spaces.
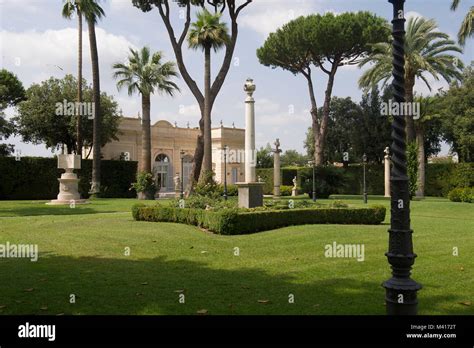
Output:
240,0,320,37
0,27,136,88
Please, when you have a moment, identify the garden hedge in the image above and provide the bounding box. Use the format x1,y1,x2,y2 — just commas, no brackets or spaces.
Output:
0,156,138,199
132,204,387,235
256,163,473,198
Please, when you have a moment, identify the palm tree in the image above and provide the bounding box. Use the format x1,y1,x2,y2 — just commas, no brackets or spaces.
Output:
82,0,105,196
414,95,438,198
359,16,463,144
113,47,180,175
187,9,230,182
61,0,84,155
451,0,474,46
359,16,463,197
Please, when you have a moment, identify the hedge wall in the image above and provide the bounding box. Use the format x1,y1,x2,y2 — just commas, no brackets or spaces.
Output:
0,156,138,200
257,163,473,198
132,204,386,235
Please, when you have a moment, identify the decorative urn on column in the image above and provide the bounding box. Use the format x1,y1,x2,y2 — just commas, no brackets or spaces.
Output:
48,154,88,205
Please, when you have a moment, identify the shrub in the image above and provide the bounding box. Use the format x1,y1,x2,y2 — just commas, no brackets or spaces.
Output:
217,184,238,197
194,171,221,198
330,200,349,208
280,185,293,196
448,187,473,203
131,172,156,199
132,204,386,235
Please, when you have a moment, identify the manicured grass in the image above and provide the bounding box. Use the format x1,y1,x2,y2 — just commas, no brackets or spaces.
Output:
0,197,472,315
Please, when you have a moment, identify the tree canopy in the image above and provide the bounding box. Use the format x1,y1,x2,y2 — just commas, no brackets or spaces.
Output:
0,69,25,156
439,63,474,162
257,11,390,165
14,75,120,155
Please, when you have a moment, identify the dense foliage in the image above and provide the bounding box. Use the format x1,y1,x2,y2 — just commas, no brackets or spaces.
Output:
14,75,120,155
0,157,137,199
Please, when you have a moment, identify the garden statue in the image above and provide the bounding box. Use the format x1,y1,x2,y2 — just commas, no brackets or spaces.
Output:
292,176,298,197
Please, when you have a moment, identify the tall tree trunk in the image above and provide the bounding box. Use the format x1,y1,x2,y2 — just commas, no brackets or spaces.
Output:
314,66,337,165
76,10,83,156
192,116,205,182
304,71,320,165
415,127,425,198
405,75,416,144
88,18,101,195
141,93,152,173
202,46,212,180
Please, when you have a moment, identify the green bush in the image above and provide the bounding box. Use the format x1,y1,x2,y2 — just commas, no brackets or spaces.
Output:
448,187,473,203
131,172,156,199
132,204,386,235
0,156,137,200
280,185,293,196
217,184,238,197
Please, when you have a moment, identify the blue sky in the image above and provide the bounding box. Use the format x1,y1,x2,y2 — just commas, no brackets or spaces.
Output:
1,0,473,157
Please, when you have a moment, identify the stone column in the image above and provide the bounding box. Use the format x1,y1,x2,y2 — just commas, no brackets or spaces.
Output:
236,78,264,208
273,138,282,198
384,147,391,197
244,79,256,183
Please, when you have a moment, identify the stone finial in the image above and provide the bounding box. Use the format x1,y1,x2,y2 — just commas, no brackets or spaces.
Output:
174,121,178,128
232,122,235,128
244,78,256,97
274,138,281,153
187,122,190,128
220,120,223,127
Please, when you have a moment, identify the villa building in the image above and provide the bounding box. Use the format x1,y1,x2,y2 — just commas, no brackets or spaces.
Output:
98,117,246,193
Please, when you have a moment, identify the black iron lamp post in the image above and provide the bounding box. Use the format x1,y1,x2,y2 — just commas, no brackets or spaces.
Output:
180,150,185,199
362,153,368,204
383,0,421,315
223,145,229,201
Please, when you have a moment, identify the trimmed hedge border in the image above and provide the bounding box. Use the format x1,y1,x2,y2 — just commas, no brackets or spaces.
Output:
0,156,137,199
132,204,386,235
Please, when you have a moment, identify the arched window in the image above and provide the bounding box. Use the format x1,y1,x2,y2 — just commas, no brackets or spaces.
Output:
154,154,171,192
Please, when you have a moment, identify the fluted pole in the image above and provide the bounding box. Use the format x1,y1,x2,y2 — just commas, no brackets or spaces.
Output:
383,0,421,315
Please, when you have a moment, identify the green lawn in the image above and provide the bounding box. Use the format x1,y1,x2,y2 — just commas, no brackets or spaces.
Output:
0,197,472,315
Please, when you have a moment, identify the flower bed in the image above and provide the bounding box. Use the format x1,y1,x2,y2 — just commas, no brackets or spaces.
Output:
132,203,386,235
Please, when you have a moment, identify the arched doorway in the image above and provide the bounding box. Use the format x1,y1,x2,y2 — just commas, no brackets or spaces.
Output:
154,154,172,192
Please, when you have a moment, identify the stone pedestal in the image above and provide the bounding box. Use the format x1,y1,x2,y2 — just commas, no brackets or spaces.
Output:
236,182,265,208
384,147,391,198
48,154,88,205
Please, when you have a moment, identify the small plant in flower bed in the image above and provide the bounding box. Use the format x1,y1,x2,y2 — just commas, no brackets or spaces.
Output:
330,200,349,208
262,199,321,210
173,195,237,210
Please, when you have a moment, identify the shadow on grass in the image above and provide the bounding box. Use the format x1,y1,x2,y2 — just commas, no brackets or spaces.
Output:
0,205,116,217
0,254,470,315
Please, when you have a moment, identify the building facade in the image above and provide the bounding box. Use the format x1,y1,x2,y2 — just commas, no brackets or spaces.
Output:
99,117,246,193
